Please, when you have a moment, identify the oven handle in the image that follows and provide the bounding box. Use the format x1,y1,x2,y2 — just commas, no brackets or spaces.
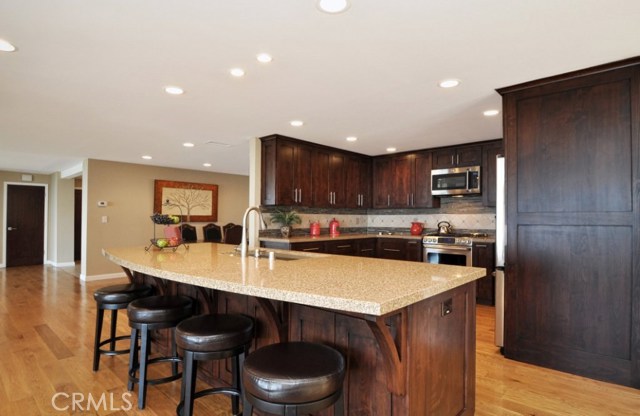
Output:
424,245,472,253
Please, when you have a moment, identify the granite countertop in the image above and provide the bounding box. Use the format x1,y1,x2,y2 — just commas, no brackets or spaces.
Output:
103,243,486,316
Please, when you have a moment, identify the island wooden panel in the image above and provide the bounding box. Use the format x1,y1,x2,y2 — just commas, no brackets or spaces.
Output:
127,270,476,415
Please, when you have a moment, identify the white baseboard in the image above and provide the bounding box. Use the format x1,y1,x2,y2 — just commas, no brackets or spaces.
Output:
46,260,77,267
81,272,127,282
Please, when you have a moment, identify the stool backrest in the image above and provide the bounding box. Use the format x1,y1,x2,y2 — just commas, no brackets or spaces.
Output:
223,223,243,245
203,223,222,242
180,224,198,243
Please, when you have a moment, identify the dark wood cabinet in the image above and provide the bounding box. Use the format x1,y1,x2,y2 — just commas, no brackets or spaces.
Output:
432,144,482,169
290,241,326,253
376,238,422,262
357,238,376,257
325,239,357,256
472,242,494,305
345,155,371,208
481,140,503,207
312,149,347,208
498,58,640,388
261,135,313,206
372,152,440,209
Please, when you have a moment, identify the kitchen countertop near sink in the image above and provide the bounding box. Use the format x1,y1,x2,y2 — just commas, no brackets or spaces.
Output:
103,243,486,316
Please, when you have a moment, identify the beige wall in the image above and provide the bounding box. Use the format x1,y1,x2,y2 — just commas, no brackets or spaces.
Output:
85,159,249,278
48,172,76,266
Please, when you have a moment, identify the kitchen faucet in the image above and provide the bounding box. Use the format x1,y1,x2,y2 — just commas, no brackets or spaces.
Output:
240,206,267,258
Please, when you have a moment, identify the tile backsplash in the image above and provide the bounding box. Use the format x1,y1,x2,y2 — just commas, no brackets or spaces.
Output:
261,196,495,236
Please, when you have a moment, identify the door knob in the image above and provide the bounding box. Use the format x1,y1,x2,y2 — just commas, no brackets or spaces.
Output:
7,226,17,231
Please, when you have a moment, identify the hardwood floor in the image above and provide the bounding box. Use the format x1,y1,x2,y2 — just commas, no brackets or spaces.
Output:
1,264,639,415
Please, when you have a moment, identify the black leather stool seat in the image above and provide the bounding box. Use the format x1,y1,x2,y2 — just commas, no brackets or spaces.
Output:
92,283,153,372
94,283,153,306
175,314,255,416
176,314,254,352
128,295,194,325
243,342,345,406
126,295,195,410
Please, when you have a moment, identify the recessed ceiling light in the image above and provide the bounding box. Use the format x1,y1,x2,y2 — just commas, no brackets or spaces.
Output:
203,163,212,167
386,147,397,152
164,86,184,95
439,79,460,88
346,136,358,142
256,53,273,63
141,155,153,160
0,39,16,52
182,142,195,148
483,109,500,117
290,120,304,127
230,68,245,77
317,0,350,14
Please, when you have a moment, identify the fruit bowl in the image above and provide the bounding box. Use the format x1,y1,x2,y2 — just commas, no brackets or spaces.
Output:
150,213,180,225
148,237,184,250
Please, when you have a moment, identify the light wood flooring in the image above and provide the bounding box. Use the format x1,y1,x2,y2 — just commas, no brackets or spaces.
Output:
1,264,639,415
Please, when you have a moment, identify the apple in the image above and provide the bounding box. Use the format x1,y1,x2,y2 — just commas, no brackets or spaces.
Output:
170,215,180,224
169,237,180,246
156,238,169,248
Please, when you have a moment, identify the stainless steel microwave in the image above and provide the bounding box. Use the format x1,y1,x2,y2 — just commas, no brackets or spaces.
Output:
431,165,481,196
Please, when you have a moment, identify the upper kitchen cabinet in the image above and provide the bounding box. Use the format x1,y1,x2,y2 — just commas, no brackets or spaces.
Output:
432,144,482,169
345,155,371,208
261,135,313,206
481,139,504,207
312,149,346,208
372,151,440,209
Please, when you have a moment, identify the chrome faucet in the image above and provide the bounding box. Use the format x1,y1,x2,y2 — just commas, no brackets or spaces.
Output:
241,206,267,258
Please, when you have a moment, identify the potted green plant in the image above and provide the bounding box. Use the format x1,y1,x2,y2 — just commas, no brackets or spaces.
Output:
270,209,301,238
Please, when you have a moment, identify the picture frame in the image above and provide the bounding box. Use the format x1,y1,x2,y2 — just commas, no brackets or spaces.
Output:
153,179,218,222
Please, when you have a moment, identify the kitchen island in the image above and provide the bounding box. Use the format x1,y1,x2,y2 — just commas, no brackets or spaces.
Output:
103,243,485,415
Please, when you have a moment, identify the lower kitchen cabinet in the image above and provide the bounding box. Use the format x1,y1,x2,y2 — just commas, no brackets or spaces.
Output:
357,238,376,257
325,240,358,256
376,238,423,262
472,242,494,305
290,241,326,253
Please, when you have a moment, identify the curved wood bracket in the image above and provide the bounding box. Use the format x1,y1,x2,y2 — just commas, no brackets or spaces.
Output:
365,310,407,396
255,297,288,343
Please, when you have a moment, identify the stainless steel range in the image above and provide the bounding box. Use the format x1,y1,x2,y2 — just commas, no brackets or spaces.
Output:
422,233,480,267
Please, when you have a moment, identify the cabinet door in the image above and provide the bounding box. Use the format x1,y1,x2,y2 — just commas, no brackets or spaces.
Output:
472,242,494,305
345,156,371,209
376,239,406,260
405,240,423,262
311,149,331,207
392,154,414,207
290,241,326,253
372,158,393,208
413,151,440,208
357,238,376,257
326,239,357,256
432,148,457,169
482,140,503,207
329,152,346,207
456,145,482,166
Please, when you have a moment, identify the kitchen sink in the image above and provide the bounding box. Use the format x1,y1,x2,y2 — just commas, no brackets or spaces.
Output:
221,249,306,261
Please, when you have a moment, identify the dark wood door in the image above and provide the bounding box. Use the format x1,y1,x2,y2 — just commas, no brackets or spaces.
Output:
481,140,503,207
499,61,640,388
472,242,494,305
74,189,81,261
7,184,45,267
311,149,331,207
392,154,414,207
413,151,440,208
372,157,393,208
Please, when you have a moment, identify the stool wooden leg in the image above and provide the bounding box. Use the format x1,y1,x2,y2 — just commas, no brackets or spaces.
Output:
109,309,118,351
127,327,139,391
92,307,105,371
137,325,150,409
231,354,242,415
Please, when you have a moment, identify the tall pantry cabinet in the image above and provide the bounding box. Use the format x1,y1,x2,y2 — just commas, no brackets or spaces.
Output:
498,57,640,388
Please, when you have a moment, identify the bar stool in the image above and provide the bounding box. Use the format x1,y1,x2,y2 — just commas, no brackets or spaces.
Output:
127,295,195,409
92,283,153,371
242,342,345,416
176,314,254,416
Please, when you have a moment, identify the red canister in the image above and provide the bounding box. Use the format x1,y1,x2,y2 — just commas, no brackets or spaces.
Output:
310,221,320,236
329,218,340,237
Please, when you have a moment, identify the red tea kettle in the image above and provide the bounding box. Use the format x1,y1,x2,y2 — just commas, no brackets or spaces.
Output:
310,221,320,236
329,218,340,236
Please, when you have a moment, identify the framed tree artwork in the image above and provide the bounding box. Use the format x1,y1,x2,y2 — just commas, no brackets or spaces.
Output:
154,180,218,222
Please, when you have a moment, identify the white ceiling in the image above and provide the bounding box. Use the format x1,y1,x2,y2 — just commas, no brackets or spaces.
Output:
2,0,639,176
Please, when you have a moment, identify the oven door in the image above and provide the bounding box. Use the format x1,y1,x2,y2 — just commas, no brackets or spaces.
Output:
424,244,472,267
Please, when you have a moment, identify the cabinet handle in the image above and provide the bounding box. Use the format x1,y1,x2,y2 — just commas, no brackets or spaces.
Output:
475,244,487,248
383,248,401,252
302,247,320,251
337,245,352,249
456,154,460,165
451,155,454,165
361,248,374,252
293,188,297,203
299,188,302,203
411,193,414,206
387,195,391,206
